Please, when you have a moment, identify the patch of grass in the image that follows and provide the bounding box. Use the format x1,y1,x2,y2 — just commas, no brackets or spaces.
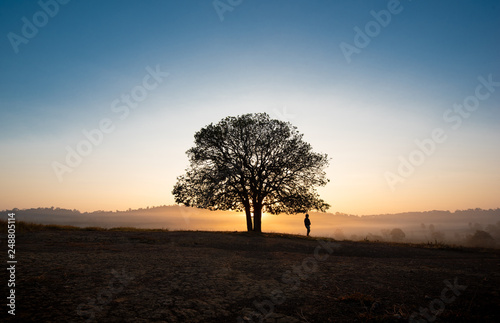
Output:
0,219,169,233
83,226,107,231
352,238,485,252
108,227,169,232
16,221,51,232
236,231,336,242
42,224,81,231
0,219,82,233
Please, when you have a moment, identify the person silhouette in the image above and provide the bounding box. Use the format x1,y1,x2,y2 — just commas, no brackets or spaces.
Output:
304,213,311,236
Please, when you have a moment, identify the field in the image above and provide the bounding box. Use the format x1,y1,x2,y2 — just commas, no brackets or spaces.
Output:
1,223,499,322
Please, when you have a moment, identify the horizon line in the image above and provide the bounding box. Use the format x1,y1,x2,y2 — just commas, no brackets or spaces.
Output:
3,205,500,217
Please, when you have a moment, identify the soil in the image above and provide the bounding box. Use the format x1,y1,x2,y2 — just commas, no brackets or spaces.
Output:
2,230,499,322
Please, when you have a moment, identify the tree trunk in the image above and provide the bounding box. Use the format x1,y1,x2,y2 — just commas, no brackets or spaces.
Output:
253,205,262,233
244,203,253,232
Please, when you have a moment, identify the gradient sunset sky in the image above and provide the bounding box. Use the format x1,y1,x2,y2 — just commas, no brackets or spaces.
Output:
1,0,499,215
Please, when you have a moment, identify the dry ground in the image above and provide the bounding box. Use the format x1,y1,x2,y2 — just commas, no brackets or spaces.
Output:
1,230,499,322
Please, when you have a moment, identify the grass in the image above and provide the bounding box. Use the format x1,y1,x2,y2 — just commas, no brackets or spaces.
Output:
0,219,169,234
357,238,469,251
362,238,499,252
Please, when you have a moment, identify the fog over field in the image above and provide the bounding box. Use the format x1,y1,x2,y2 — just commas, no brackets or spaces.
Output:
5,206,499,248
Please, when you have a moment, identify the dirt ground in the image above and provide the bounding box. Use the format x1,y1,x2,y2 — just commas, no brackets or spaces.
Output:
2,230,499,322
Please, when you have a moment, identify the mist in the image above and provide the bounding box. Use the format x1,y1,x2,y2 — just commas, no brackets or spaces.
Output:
4,206,500,248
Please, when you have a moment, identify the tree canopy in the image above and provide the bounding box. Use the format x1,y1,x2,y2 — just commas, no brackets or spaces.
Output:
172,113,330,232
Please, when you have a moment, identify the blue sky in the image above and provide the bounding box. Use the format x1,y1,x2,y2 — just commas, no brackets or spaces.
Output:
1,0,499,214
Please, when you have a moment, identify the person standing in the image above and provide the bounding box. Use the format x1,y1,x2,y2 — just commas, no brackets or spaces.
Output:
304,213,311,236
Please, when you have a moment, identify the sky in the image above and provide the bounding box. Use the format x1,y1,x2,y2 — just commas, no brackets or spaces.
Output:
1,0,499,215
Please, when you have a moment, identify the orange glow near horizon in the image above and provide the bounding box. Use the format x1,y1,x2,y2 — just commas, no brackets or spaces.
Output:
1,108,499,216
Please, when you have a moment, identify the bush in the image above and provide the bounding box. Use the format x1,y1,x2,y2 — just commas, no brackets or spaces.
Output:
465,230,496,248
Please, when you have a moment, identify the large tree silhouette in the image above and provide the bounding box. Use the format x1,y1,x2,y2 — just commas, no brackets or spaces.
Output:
172,113,330,232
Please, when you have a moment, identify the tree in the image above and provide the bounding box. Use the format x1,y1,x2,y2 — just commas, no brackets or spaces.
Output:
390,228,406,241
172,113,330,232
466,230,496,248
